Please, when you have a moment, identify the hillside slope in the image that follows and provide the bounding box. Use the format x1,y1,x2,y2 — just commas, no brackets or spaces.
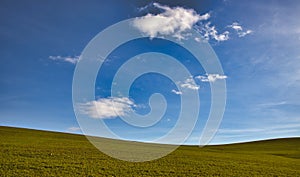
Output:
1,126,299,176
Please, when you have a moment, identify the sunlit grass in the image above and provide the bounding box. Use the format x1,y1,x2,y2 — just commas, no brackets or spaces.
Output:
1,126,299,176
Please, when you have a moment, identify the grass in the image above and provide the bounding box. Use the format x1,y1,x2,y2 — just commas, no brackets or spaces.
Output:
0,126,299,176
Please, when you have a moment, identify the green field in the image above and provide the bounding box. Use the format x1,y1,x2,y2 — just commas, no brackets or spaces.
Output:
1,126,299,176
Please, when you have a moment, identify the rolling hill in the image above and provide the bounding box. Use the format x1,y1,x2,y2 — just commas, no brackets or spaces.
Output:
1,126,299,176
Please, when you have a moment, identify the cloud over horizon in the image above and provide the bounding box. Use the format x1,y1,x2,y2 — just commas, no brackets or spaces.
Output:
218,123,300,136
67,127,81,132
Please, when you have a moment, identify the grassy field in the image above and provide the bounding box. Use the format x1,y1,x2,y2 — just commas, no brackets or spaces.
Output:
0,126,299,176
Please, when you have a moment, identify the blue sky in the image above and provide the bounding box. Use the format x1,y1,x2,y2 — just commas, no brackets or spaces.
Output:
1,0,300,145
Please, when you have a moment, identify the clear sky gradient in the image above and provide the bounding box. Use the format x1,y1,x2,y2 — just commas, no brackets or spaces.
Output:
1,0,300,145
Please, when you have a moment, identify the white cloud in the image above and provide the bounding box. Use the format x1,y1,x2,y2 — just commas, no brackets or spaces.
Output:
194,37,201,42
79,97,135,119
200,22,230,42
134,4,253,42
180,77,199,90
230,22,243,31
67,127,81,132
49,55,79,64
238,30,253,37
171,89,182,95
196,74,227,82
228,22,253,37
134,3,253,42
213,30,230,41
133,3,210,40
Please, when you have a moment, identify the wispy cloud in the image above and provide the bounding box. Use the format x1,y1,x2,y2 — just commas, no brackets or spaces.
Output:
137,2,155,12
228,22,253,37
49,55,79,64
230,22,243,31
179,77,199,90
257,101,287,108
78,97,135,119
133,3,210,40
198,22,230,42
237,30,253,37
67,126,81,132
219,123,300,135
171,89,182,95
218,128,264,134
196,73,227,82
